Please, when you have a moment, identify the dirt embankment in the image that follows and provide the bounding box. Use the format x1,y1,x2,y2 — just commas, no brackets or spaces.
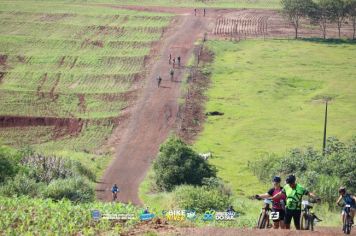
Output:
0,116,83,136
176,45,214,143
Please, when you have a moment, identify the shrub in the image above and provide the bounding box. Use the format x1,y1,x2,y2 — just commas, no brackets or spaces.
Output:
21,154,96,183
0,146,21,183
173,185,231,213
153,136,216,191
251,136,356,205
43,176,94,203
0,173,43,197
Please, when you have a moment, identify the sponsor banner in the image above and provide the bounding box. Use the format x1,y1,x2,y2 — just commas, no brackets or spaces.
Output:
215,211,236,221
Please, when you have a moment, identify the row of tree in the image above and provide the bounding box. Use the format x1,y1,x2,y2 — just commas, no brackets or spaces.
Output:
282,0,356,39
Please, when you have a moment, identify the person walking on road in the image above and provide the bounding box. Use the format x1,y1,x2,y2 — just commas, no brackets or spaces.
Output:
177,56,181,67
203,8,206,17
156,75,162,88
194,8,197,16
170,68,174,81
172,58,176,68
169,53,172,64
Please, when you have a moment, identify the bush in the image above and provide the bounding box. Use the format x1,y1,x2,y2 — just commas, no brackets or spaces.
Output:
173,185,231,213
0,173,44,197
251,136,356,205
0,146,21,183
43,176,94,203
153,136,216,191
21,154,96,183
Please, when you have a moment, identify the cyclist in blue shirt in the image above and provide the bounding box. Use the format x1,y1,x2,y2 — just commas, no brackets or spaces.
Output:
112,184,119,201
336,187,356,225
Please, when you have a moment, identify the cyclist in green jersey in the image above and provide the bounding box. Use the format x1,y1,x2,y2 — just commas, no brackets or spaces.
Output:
271,175,320,230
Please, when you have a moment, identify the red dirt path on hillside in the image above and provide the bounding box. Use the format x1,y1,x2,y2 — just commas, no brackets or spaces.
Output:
95,9,211,204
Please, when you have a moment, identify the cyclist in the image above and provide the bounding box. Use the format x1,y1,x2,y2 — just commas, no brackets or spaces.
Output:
111,184,119,201
170,68,174,81
336,187,356,225
156,75,162,87
255,176,286,229
271,175,320,230
177,56,181,67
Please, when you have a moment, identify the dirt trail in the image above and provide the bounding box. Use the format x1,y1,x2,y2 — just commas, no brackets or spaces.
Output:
96,12,210,204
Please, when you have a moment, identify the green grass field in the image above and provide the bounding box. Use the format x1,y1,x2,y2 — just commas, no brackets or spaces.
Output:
194,39,356,196
0,1,171,176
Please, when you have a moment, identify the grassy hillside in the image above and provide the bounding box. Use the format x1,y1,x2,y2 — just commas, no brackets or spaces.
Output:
194,39,356,196
0,1,171,176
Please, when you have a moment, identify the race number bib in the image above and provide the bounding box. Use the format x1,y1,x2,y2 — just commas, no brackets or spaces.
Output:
269,211,279,220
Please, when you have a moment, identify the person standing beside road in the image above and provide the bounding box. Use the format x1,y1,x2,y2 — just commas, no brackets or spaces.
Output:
203,8,206,17
194,8,197,16
271,175,320,230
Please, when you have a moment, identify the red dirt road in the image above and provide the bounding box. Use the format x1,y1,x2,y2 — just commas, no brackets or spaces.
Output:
96,12,210,204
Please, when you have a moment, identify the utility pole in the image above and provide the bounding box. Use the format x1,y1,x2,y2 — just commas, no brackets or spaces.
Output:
322,99,329,156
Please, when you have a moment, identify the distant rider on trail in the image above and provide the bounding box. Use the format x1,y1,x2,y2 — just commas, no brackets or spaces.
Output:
111,184,119,201
157,75,162,88
170,68,174,81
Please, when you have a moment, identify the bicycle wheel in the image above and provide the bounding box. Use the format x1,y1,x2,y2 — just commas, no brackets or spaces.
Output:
310,215,314,231
346,215,351,234
300,213,308,230
257,213,267,229
257,213,263,228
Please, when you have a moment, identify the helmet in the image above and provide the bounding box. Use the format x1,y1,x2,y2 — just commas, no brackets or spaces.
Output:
339,186,346,194
286,175,296,184
273,176,281,183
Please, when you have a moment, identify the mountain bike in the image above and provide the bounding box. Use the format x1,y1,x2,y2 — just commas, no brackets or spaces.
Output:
112,192,118,202
300,199,321,231
339,203,353,234
256,199,273,229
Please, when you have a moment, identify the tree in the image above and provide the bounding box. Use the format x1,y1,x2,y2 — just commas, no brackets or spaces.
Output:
281,0,314,39
309,0,334,39
153,136,216,191
346,0,356,39
329,0,348,38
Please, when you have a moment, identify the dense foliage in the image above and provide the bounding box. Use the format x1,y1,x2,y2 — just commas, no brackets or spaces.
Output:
251,137,356,204
0,147,96,202
0,146,21,183
173,185,232,213
153,136,217,191
0,195,138,235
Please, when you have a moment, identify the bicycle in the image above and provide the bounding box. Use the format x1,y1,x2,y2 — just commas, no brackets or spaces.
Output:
112,192,118,201
256,199,273,229
339,203,353,234
300,199,321,231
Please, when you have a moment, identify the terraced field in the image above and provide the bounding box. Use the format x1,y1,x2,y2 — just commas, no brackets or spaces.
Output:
0,1,171,175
